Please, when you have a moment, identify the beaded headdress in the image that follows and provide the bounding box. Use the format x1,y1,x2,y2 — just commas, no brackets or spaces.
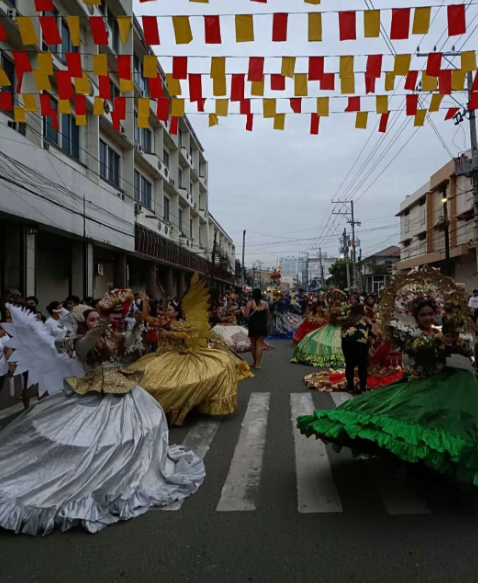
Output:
98,287,134,317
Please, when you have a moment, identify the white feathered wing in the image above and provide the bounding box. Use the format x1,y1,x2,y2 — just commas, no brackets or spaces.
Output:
2,305,84,397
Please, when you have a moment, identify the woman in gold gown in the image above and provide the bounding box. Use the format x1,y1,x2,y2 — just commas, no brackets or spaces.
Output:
129,274,243,426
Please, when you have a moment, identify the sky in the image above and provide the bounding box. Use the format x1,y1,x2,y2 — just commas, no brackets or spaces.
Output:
134,0,477,269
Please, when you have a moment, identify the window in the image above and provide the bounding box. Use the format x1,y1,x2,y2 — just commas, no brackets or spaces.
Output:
190,219,193,239
178,208,183,232
163,149,170,168
100,139,121,187
178,168,183,188
178,130,183,147
110,80,120,101
133,55,149,95
43,94,58,144
134,115,153,153
163,196,170,222
1,53,15,95
61,114,80,160
107,10,120,53
134,171,152,209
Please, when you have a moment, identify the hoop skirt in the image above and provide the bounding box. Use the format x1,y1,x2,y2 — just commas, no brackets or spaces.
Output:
212,325,274,354
291,323,345,367
297,367,478,485
292,316,327,346
0,387,205,535
267,312,301,340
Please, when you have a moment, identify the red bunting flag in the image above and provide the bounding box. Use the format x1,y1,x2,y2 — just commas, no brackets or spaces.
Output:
473,72,478,92
142,16,160,45
40,93,52,116
365,55,382,78
469,93,478,110
204,16,221,44
148,76,163,99
339,11,356,41
248,57,264,82
345,96,360,112
390,8,410,40
157,98,170,121
426,53,442,76
271,74,285,90
320,73,335,90
379,112,390,133
272,13,288,42
13,51,32,78
246,113,253,132
404,70,419,91
172,57,188,80
66,53,82,78
439,69,452,94
111,110,121,131
290,98,301,113
188,74,203,102
365,75,376,94
35,0,54,10
308,57,324,81
39,16,62,45
240,100,251,115
117,55,131,80
310,113,320,135
231,74,245,101
56,71,74,99
406,94,419,116
447,4,466,36
51,111,59,131
0,20,6,42
98,76,111,100
170,117,179,135
75,95,86,115
89,17,109,45
113,96,126,120
197,99,206,112
0,92,13,111
445,107,459,120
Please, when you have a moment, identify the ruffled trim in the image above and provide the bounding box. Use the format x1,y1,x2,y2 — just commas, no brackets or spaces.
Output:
0,446,205,536
297,410,478,486
291,349,345,368
235,360,254,380
198,393,238,417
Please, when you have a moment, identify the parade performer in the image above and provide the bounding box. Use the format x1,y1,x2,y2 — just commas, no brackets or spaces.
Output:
267,291,302,339
291,289,348,367
128,273,239,426
292,293,328,347
297,268,478,486
0,295,205,536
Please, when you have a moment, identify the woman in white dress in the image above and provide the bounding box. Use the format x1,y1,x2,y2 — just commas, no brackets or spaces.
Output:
43,301,67,339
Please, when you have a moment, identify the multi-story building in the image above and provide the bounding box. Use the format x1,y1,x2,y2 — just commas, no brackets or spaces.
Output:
0,0,234,310
396,156,476,290
359,246,400,293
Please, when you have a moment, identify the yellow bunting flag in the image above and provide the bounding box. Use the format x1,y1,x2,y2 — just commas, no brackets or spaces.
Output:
412,7,431,35
356,111,368,129
414,109,427,127
173,16,193,45
138,98,150,118
274,114,285,130
213,76,227,96
394,54,411,76
66,17,81,47
33,71,51,91
210,57,226,79
93,97,104,116
422,72,438,92
76,115,87,126
308,13,322,42
58,99,71,114
192,0,209,3
37,53,53,76
340,56,354,79
429,94,444,112
166,74,182,96
263,98,277,118
209,114,219,127
384,72,395,91
22,94,37,113
171,98,185,117
281,57,296,79
0,68,11,87
364,10,380,38
93,54,108,77
341,76,355,95
376,95,388,114
304,0,321,4
216,99,229,117
294,74,308,97
74,73,90,95
120,78,134,93
235,15,254,42
461,51,477,72
83,0,101,5
117,16,132,44
14,107,26,123
17,17,38,46
452,70,466,91
137,116,149,129
317,97,329,117
143,55,157,78
251,80,264,96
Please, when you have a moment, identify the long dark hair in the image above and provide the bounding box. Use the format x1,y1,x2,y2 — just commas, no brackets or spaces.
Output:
76,309,100,336
252,288,263,305
342,304,365,330
46,301,61,316
413,300,437,320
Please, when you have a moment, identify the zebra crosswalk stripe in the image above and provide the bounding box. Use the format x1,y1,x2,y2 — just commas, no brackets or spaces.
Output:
216,392,270,512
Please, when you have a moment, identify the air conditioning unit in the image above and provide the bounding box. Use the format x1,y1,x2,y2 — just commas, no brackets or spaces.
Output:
164,226,169,234
134,144,143,152
157,159,162,170
134,203,142,215
120,125,126,135
7,8,18,21
194,202,197,209
164,167,169,178
158,221,162,231
170,178,175,186
96,263,104,276
103,100,111,114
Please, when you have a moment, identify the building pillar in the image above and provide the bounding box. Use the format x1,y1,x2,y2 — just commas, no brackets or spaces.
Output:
114,253,128,288
85,243,94,299
165,267,174,297
71,241,85,299
177,270,186,299
146,263,157,298
24,226,36,298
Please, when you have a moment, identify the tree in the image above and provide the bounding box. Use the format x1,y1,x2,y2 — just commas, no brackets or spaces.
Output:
328,258,348,289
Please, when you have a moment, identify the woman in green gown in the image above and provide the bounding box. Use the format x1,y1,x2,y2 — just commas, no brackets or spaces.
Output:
297,269,478,486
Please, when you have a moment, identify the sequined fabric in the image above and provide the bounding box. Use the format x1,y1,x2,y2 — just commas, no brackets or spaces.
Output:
65,364,144,395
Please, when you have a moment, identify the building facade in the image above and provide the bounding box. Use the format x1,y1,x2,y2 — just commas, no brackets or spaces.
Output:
0,0,235,311
360,245,400,293
396,157,476,290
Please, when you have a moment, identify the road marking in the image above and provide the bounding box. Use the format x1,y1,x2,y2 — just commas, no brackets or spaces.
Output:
216,392,270,512
161,417,222,511
330,392,352,407
291,393,342,513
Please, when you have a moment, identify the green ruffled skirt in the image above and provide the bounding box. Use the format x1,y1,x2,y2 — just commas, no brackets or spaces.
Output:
297,367,478,486
291,324,344,367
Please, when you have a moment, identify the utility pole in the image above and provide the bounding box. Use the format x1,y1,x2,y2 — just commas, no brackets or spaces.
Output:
333,201,361,288
318,247,325,289
342,229,351,290
441,191,452,276
241,229,246,289
466,71,478,275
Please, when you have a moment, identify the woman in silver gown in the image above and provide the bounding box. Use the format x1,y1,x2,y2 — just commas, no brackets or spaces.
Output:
0,292,205,536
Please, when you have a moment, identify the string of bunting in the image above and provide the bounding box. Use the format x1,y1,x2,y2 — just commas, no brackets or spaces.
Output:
1,4,473,47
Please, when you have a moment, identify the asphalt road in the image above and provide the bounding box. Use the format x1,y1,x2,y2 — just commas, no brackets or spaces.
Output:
2,342,478,583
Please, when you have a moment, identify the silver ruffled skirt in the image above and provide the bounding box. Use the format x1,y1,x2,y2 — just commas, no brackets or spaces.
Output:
0,387,205,536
